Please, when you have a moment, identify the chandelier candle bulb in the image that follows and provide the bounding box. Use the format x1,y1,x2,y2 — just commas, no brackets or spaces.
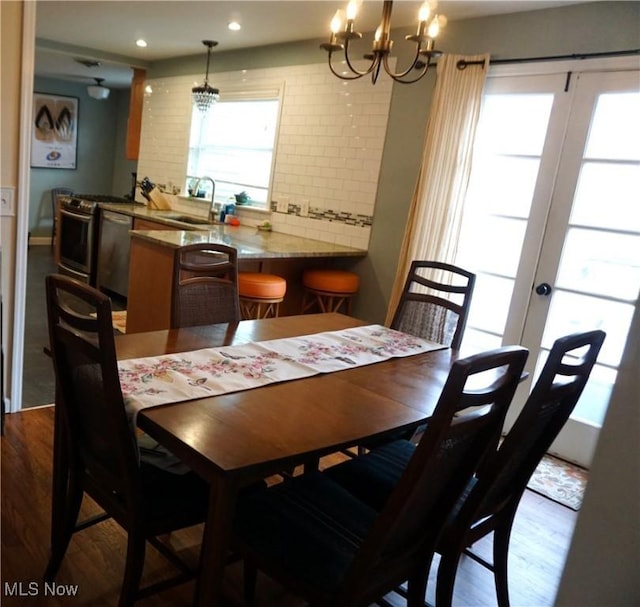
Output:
416,2,431,36
346,0,361,22
428,16,442,38
331,10,344,34
327,10,344,48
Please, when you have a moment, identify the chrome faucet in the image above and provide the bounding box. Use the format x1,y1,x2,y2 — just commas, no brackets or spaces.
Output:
191,176,217,221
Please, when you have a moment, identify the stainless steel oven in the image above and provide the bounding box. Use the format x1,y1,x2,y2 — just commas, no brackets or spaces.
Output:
57,198,98,284
57,194,135,285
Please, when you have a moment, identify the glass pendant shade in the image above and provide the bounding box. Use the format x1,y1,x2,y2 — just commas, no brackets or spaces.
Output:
192,40,219,113
192,83,220,112
87,77,110,100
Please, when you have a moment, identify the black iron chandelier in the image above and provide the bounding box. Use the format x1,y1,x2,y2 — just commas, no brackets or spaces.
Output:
192,40,220,112
320,0,447,84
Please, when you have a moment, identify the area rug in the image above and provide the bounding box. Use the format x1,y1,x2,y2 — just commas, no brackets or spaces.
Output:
527,454,588,511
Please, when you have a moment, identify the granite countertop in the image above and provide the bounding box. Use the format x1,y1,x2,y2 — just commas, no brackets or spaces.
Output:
99,203,366,260
99,203,211,227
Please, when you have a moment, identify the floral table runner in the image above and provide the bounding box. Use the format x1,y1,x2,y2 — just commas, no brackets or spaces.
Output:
118,325,445,419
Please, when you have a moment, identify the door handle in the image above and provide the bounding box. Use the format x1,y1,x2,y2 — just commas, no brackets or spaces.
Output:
535,282,552,296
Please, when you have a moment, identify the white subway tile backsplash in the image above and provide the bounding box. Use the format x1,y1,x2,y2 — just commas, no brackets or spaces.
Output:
139,63,391,251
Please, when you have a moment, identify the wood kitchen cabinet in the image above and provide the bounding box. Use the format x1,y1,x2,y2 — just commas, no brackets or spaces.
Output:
126,68,145,161
126,220,184,333
127,237,175,333
132,217,183,231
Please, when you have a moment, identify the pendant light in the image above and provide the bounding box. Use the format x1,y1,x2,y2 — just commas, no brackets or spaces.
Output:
192,40,220,112
87,77,110,100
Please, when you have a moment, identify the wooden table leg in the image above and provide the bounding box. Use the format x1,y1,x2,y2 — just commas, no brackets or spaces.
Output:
195,478,237,606
45,386,70,578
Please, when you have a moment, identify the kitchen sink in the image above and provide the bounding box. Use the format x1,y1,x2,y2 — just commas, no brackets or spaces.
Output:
163,214,212,226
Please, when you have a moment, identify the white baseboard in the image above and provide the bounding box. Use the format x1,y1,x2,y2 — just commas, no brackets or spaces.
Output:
6,398,54,413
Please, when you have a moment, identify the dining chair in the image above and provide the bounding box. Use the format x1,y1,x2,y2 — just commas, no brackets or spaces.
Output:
348,260,476,455
50,187,73,250
170,242,241,328
44,274,209,606
232,345,529,607
391,260,476,350
325,329,606,607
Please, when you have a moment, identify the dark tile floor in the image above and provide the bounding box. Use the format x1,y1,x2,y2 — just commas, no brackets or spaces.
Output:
22,245,126,408
22,245,58,408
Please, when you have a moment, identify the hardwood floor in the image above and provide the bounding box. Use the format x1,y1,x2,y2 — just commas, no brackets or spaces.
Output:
1,407,577,606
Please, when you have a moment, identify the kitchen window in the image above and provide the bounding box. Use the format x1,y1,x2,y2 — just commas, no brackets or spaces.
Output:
187,88,282,210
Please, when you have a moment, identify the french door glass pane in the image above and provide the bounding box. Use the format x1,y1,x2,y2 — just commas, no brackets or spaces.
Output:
585,92,640,160
466,274,515,337
541,291,634,367
570,162,640,231
462,328,502,352
479,94,553,155
465,156,540,218
556,228,640,300
457,216,526,276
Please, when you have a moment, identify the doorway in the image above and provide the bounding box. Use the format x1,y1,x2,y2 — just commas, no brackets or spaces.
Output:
455,58,640,467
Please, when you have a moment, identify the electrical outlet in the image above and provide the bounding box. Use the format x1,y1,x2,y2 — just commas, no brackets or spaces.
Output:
299,199,310,217
276,197,289,214
1,187,16,216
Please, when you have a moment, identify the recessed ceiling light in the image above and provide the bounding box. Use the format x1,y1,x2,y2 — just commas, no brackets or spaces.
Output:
136,39,148,48
228,21,241,31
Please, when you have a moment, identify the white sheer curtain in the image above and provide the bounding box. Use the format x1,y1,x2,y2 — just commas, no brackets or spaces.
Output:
385,54,490,325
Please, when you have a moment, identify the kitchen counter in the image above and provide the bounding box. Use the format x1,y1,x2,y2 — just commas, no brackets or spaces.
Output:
130,227,366,259
98,202,209,230
118,204,367,333
100,203,366,259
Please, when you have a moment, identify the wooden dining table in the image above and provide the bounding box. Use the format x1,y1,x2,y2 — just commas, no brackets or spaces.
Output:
114,312,462,606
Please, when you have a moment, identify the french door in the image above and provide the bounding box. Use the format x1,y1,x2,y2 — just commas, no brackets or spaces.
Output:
455,60,640,467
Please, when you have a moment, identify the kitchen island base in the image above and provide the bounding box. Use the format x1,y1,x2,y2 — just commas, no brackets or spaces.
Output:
126,233,365,333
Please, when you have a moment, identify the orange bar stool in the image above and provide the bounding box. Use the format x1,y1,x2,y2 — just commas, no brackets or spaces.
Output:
238,273,287,319
301,269,359,315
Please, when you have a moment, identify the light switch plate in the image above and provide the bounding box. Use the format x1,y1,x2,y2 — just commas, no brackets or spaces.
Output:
299,199,309,217
1,186,16,216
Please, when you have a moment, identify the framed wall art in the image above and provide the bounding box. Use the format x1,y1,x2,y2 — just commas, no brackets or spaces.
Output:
31,93,78,169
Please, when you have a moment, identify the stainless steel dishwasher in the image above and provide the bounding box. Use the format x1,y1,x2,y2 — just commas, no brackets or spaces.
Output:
97,210,133,298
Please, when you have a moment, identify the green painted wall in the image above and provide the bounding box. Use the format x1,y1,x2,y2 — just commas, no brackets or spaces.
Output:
29,77,136,237
151,1,640,323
